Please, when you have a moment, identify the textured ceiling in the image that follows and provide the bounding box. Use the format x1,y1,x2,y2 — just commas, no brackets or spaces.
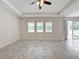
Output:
6,0,72,13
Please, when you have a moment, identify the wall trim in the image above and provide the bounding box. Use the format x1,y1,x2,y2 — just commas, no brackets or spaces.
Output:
0,38,19,48
20,37,65,41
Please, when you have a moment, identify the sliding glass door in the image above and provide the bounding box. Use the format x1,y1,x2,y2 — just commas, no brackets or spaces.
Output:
67,21,79,40
72,21,79,39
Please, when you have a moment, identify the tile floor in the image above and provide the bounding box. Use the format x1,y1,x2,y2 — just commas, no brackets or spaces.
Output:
0,40,79,59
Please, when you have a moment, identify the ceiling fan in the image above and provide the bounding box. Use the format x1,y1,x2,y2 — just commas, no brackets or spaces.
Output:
31,0,52,9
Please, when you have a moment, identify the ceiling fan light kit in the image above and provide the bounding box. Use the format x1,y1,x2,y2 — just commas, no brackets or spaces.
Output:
31,0,52,9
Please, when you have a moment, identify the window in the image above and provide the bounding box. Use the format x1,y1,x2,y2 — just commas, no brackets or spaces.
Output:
27,21,53,32
45,22,53,32
27,22,34,32
37,22,43,32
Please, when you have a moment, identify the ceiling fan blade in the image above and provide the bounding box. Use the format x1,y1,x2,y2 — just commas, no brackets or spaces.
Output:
44,1,52,5
39,4,42,9
31,1,36,5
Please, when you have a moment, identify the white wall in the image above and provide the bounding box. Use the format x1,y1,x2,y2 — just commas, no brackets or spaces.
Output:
60,0,79,17
0,6,20,48
20,17,65,40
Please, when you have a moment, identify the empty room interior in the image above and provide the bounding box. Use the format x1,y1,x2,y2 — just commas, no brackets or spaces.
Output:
0,0,79,59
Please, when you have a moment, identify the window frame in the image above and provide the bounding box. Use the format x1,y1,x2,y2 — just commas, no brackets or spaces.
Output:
45,21,53,32
27,20,53,33
36,22,44,32
27,21,35,32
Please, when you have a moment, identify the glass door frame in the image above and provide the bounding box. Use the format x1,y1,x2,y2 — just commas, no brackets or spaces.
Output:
65,19,79,40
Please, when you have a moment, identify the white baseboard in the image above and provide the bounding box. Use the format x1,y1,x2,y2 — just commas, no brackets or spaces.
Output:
21,37,65,41
0,38,19,48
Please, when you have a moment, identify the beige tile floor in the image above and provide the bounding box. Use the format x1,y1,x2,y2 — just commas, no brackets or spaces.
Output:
0,40,79,59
